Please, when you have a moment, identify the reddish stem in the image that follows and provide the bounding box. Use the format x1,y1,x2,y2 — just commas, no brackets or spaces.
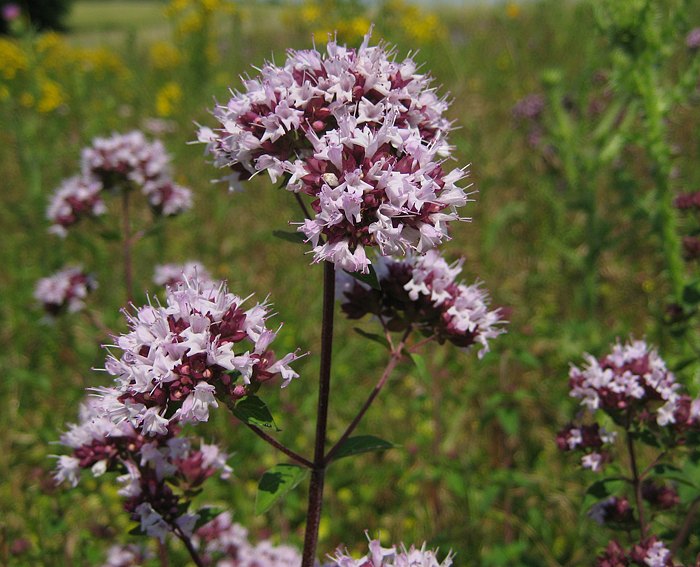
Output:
300,261,336,567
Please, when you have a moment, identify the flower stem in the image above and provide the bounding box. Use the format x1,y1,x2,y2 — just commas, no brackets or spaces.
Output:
301,261,335,567
122,188,135,305
173,525,205,567
325,327,411,464
626,428,648,539
244,422,313,469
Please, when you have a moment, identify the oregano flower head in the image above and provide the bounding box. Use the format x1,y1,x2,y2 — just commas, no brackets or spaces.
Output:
200,33,472,273
104,276,302,435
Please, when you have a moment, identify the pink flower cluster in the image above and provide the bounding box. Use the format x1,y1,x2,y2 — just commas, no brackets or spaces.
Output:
338,249,505,357
104,276,301,434
596,537,672,567
46,176,106,237
101,544,151,567
200,34,471,273
33,265,97,316
193,511,302,566
568,339,700,428
55,390,232,543
153,261,212,287
330,536,453,567
47,131,192,236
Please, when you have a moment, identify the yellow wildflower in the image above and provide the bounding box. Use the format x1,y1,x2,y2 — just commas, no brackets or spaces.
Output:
299,3,321,24
0,38,28,80
165,0,190,17
506,2,521,19
177,11,203,35
37,78,65,113
0,85,9,101
155,82,183,117
149,41,182,70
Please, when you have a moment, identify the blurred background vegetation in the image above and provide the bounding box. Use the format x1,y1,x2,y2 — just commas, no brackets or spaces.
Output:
2,0,700,564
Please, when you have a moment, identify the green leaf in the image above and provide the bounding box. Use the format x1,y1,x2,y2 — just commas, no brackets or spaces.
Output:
255,464,308,514
272,230,306,244
410,353,430,381
585,477,626,499
194,507,224,531
128,524,146,536
329,435,395,462
232,395,279,431
353,327,389,348
346,264,381,290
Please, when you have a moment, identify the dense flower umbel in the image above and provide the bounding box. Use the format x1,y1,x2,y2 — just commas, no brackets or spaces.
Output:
330,536,453,567
105,276,301,434
596,537,672,567
194,511,302,566
338,249,505,357
46,175,106,237
154,261,212,287
34,265,97,316
55,391,231,543
200,33,471,273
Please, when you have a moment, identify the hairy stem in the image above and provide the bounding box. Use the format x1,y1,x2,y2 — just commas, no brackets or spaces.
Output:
325,327,411,464
301,261,336,567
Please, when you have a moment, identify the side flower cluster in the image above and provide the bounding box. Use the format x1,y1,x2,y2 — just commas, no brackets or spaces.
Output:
55,390,232,543
47,130,192,236
200,33,471,273
330,537,453,567
337,249,506,357
103,276,301,434
34,265,97,316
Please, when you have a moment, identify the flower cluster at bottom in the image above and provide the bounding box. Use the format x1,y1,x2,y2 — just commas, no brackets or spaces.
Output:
55,389,231,542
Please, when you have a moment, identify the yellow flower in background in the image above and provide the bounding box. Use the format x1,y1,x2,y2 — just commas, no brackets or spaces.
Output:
0,38,28,80
0,85,9,101
300,3,321,24
395,1,447,44
149,41,182,70
155,81,183,117
35,32,75,71
506,2,521,19
165,0,189,17
19,91,34,108
177,11,203,35
37,78,65,113
80,47,130,80
337,15,371,43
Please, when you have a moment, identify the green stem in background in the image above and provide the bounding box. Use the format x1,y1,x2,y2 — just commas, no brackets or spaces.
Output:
121,188,134,305
635,66,684,305
301,261,336,567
